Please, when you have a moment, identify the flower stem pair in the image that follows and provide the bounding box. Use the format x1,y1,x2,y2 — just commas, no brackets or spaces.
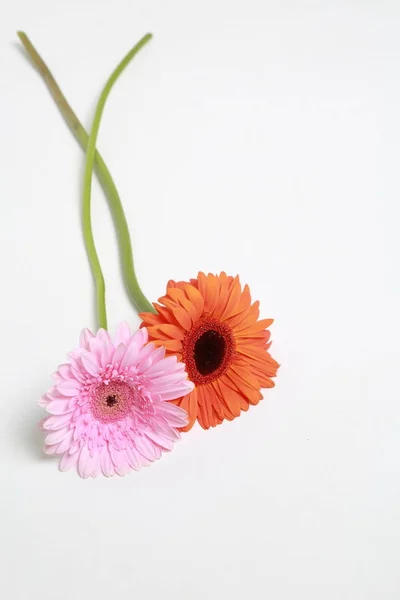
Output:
17,31,156,329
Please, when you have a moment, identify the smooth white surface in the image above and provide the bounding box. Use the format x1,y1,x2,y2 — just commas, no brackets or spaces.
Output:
1,1,400,598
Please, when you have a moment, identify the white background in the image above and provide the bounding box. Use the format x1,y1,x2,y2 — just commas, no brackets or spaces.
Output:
1,1,399,598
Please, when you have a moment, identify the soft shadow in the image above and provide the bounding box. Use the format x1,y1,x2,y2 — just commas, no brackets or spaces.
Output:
14,401,55,462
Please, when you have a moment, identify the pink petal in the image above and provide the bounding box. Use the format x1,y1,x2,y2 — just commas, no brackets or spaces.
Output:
51,371,63,384
42,387,69,403
43,444,59,455
117,465,131,476
56,431,75,454
151,418,180,441
97,328,112,344
81,353,101,377
68,348,85,360
157,385,194,402
57,364,74,380
120,339,140,369
112,343,126,365
59,451,79,472
39,394,50,407
145,430,174,451
113,322,131,347
80,328,94,350
137,454,151,468
45,427,71,446
109,446,131,476
101,446,114,477
115,456,131,476
69,440,81,455
78,445,91,479
57,380,81,396
156,403,189,427
89,337,105,360
136,342,156,366
100,342,113,368
125,446,142,470
147,371,191,388
85,451,100,478
70,366,85,383
46,400,75,415
133,327,148,347
68,356,85,376
144,355,180,376
134,436,161,461
124,329,149,366
137,346,165,375
91,453,102,477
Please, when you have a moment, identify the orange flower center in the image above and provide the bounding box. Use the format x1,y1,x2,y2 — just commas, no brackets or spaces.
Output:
182,318,235,385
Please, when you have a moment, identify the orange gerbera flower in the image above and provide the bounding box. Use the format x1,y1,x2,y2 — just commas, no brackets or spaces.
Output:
140,272,279,431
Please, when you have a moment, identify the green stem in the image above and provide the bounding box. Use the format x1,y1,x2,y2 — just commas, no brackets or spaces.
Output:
17,31,156,317
82,33,153,329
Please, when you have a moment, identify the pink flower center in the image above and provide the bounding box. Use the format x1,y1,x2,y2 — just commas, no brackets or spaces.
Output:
90,381,144,423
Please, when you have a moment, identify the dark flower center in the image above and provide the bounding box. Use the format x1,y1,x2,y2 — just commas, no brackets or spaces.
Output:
194,330,226,375
106,394,117,407
182,317,235,386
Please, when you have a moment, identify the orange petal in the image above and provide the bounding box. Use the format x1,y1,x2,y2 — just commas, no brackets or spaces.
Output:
149,338,167,349
178,296,198,324
239,347,279,373
158,339,183,352
152,302,179,325
251,370,276,388
209,407,224,428
225,370,263,406
197,384,228,429
153,324,185,340
216,377,243,417
139,311,163,326
230,363,261,391
228,300,260,330
173,281,188,291
213,272,230,319
234,331,271,344
167,287,187,305
226,283,251,321
211,382,236,421
220,275,241,320
203,385,219,428
236,318,273,335
220,373,251,409
196,386,211,429
171,305,193,330
237,343,279,364
197,272,208,299
204,273,220,314
184,284,204,319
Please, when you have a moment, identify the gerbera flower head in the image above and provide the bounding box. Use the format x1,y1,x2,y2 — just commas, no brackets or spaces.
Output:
140,272,279,431
40,323,194,478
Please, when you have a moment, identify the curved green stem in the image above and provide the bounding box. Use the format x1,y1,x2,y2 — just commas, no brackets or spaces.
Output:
82,33,153,329
17,31,156,317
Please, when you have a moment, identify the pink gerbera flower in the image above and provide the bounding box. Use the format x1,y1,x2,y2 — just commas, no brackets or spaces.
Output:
40,323,194,478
